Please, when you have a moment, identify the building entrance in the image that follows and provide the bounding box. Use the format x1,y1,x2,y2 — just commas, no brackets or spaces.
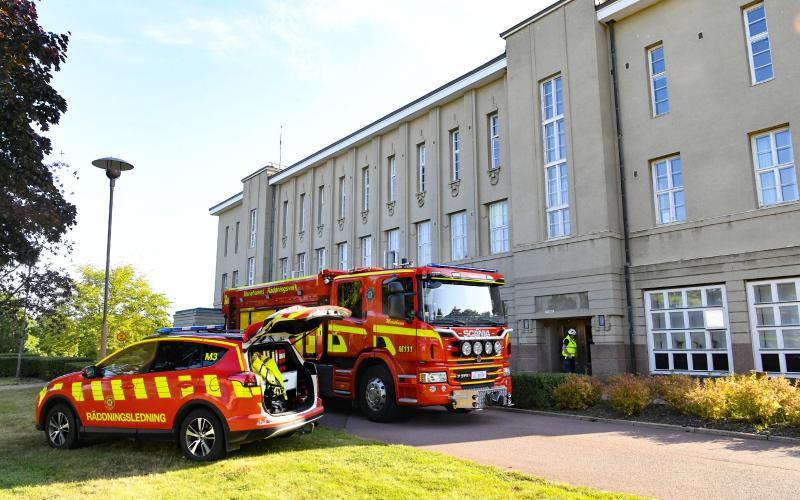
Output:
550,318,593,375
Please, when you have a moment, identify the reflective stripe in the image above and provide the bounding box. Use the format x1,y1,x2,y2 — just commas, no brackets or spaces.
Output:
329,324,367,335
306,331,316,354
132,378,147,399
37,387,47,406
51,383,63,391
111,379,125,400
178,375,193,397
204,374,222,397
232,381,252,398
373,335,397,355
333,269,415,280
91,381,104,401
374,324,416,336
154,376,171,398
327,333,348,353
250,386,262,396
71,382,84,402
417,329,443,348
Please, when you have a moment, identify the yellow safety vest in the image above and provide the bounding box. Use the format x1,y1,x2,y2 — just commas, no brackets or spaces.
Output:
562,336,577,358
252,356,287,400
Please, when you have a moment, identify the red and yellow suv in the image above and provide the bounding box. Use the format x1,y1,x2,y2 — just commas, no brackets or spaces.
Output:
35,306,347,461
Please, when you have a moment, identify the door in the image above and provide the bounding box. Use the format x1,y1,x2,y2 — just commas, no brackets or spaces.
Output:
329,279,367,357
553,318,592,375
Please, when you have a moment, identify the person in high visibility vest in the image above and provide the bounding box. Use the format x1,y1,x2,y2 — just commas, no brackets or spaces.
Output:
562,328,577,373
251,352,287,401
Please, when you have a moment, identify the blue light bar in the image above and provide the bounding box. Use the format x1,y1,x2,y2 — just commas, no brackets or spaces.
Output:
428,263,499,273
156,325,229,334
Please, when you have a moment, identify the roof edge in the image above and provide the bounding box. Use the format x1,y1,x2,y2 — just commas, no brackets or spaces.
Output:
209,192,243,216
499,0,573,39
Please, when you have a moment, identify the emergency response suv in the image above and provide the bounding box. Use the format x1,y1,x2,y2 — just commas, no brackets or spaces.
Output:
34,306,346,461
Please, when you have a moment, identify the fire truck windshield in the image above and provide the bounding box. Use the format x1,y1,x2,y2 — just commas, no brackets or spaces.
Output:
420,280,504,327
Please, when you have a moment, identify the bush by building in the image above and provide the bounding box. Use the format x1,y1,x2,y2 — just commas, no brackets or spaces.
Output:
605,374,651,416
552,375,603,410
511,373,571,409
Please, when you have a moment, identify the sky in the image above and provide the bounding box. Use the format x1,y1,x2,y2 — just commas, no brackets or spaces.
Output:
37,0,552,315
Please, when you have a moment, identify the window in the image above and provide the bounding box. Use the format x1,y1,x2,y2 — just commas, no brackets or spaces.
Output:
541,76,570,239
231,270,238,288
247,257,255,285
489,114,501,169
296,253,306,276
249,209,257,248
224,226,229,257
388,156,397,202
220,273,228,295
489,201,509,254
645,285,732,374
748,278,800,375
417,221,431,265
652,156,686,224
648,44,669,116
385,229,400,267
234,221,240,254
299,193,306,232
279,258,288,280
381,277,414,318
281,200,289,237
316,248,327,273
151,341,203,372
361,236,372,267
362,167,370,211
451,130,461,181
317,185,325,227
744,3,774,84
337,242,348,270
338,176,346,219
337,281,363,318
752,128,797,207
450,211,468,260
99,342,157,377
418,144,426,192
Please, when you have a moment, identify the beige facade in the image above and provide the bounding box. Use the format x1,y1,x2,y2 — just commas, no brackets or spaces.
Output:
211,0,800,377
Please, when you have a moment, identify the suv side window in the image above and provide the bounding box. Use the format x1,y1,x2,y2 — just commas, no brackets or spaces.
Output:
381,277,414,317
337,281,363,318
99,342,158,377
202,345,228,367
150,341,204,372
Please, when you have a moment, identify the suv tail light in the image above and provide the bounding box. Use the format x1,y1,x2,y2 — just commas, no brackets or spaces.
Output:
228,372,259,387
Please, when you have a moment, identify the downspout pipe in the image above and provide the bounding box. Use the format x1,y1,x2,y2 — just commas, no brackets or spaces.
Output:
608,20,637,373
268,183,276,282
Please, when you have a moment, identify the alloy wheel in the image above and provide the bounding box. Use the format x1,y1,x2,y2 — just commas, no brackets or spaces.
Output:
365,376,387,412
185,417,216,457
48,411,69,447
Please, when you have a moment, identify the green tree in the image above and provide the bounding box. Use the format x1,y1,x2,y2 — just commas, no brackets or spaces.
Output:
35,265,171,358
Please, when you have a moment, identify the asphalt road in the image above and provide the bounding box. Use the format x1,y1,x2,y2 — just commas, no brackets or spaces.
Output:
321,402,800,499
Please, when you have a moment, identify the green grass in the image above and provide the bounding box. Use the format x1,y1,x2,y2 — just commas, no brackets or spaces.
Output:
0,388,640,499
0,377,43,386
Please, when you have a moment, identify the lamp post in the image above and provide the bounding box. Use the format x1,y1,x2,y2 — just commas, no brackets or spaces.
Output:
92,157,134,358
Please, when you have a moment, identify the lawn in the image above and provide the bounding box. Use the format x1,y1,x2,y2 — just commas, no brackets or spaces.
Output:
0,388,639,499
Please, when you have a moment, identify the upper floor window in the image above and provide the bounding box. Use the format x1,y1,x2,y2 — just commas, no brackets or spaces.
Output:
451,130,461,181
224,225,229,257
299,193,306,233
231,270,238,288
388,156,397,202
221,273,228,296
337,242,349,270
752,127,797,207
418,144,426,193
361,236,372,267
234,221,240,254
281,200,289,237
648,44,669,116
450,211,468,260
316,247,326,273
744,3,774,84
249,209,257,248
362,167,370,212
247,257,255,285
417,221,432,265
279,258,288,280
489,201,509,254
317,185,325,227
541,75,570,239
385,229,400,267
338,176,346,219
489,114,501,169
296,253,306,277
652,156,686,224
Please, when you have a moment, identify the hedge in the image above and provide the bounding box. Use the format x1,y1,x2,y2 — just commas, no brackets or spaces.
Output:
0,355,94,380
511,372,571,409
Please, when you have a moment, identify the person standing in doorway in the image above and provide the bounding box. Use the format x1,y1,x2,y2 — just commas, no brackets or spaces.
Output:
562,328,577,373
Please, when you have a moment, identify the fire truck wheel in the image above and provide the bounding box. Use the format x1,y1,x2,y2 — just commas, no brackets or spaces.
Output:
179,409,226,462
359,365,400,422
45,404,80,449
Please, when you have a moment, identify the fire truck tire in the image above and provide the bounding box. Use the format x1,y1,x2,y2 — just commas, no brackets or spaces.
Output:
359,365,400,422
44,404,81,449
179,409,226,462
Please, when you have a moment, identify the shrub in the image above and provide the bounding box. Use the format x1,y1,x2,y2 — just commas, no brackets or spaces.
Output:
0,355,93,380
606,374,652,416
684,378,728,421
779,380,800,427
651,374,695,414
511,373,571,409
723,374,784,425
552,375,603,410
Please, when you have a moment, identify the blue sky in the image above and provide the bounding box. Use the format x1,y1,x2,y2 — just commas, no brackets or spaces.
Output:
37,0,550,314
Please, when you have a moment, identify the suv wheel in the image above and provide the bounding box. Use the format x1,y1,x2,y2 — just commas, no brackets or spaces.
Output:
359,365,400,423
179,409,225,461
45,404,80,449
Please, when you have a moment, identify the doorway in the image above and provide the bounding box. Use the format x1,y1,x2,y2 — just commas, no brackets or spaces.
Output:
551,318,593,375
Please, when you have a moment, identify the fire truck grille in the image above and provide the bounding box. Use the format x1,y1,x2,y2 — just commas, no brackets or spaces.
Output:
449,365,502,387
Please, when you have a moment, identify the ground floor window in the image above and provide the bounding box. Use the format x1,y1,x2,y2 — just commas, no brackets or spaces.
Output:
747,277,800,375
645,285,732,374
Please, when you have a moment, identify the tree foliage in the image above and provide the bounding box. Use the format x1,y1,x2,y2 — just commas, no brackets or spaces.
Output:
34,265,171,358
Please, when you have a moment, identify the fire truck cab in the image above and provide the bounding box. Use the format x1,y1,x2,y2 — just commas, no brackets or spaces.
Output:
223,264,512,422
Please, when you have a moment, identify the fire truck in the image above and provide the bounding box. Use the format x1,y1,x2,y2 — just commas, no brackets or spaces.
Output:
222,264,512,422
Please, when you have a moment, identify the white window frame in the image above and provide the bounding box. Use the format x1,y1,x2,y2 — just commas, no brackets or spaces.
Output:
489,201,509,254
450,211,468,261
451,129,461,181
315,248,326,273
337,242,348,270
418,143,426,193
247,257,255,285
645,285,733,375
299,193,306,233
361,236,372,267
249,209,257,248
652,155,686,225
362,167,370,212
541,75,570,239
296,252,306,276
388,156,397,202
747,277,800,376
648,44,669,117
279,258,288,280
317,185,325,227
752,127,797,207
489,114,501,170
385,229,400,267
338,176,346,220
743,3,774,85
417,221,431,265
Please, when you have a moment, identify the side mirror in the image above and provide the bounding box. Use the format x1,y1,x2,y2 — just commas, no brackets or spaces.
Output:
386,281,404,295
81,365,98,379
388,294,406,320
304,361,318,375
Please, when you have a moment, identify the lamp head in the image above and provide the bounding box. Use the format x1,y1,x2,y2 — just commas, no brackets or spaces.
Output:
92,157,134,180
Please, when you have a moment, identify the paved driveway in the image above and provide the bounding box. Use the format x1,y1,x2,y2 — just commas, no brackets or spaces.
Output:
321,403,800,499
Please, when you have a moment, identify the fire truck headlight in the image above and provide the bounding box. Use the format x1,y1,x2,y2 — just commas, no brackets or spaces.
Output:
419,372,447,383
473,341,483,356
484,341,493,355
461,342,472,356
494,340,503,355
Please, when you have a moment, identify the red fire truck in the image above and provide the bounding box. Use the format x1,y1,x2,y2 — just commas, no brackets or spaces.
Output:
222,264,512,421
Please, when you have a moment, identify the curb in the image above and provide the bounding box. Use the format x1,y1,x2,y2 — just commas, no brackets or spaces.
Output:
490,406,800,445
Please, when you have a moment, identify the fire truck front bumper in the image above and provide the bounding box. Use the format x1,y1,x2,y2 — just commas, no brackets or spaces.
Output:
449,387,512,410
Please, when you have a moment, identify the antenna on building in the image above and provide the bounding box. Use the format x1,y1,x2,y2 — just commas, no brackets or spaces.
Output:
279,125,283,167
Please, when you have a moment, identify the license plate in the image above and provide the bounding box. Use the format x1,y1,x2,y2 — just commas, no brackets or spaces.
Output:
471,370,487,380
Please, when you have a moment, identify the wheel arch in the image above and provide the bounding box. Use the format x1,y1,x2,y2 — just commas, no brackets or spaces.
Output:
173,399,231,438
39,395,80,430
354,353,399,399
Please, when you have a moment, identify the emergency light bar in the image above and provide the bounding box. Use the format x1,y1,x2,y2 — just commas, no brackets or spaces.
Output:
155,325,237,334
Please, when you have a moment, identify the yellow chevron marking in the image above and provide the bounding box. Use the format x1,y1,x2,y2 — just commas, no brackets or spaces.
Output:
37,387,47,406
204,374,222,397
327,333,348,353
154,376,171,398
250,386,262,396
91,381,104,401
178,375,194,397
71,382,84,402
232,380,252,398
373,335,397,355
110,379,125,400
132,378,147,399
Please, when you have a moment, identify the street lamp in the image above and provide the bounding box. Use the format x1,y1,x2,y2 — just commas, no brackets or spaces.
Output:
92,157,134,358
